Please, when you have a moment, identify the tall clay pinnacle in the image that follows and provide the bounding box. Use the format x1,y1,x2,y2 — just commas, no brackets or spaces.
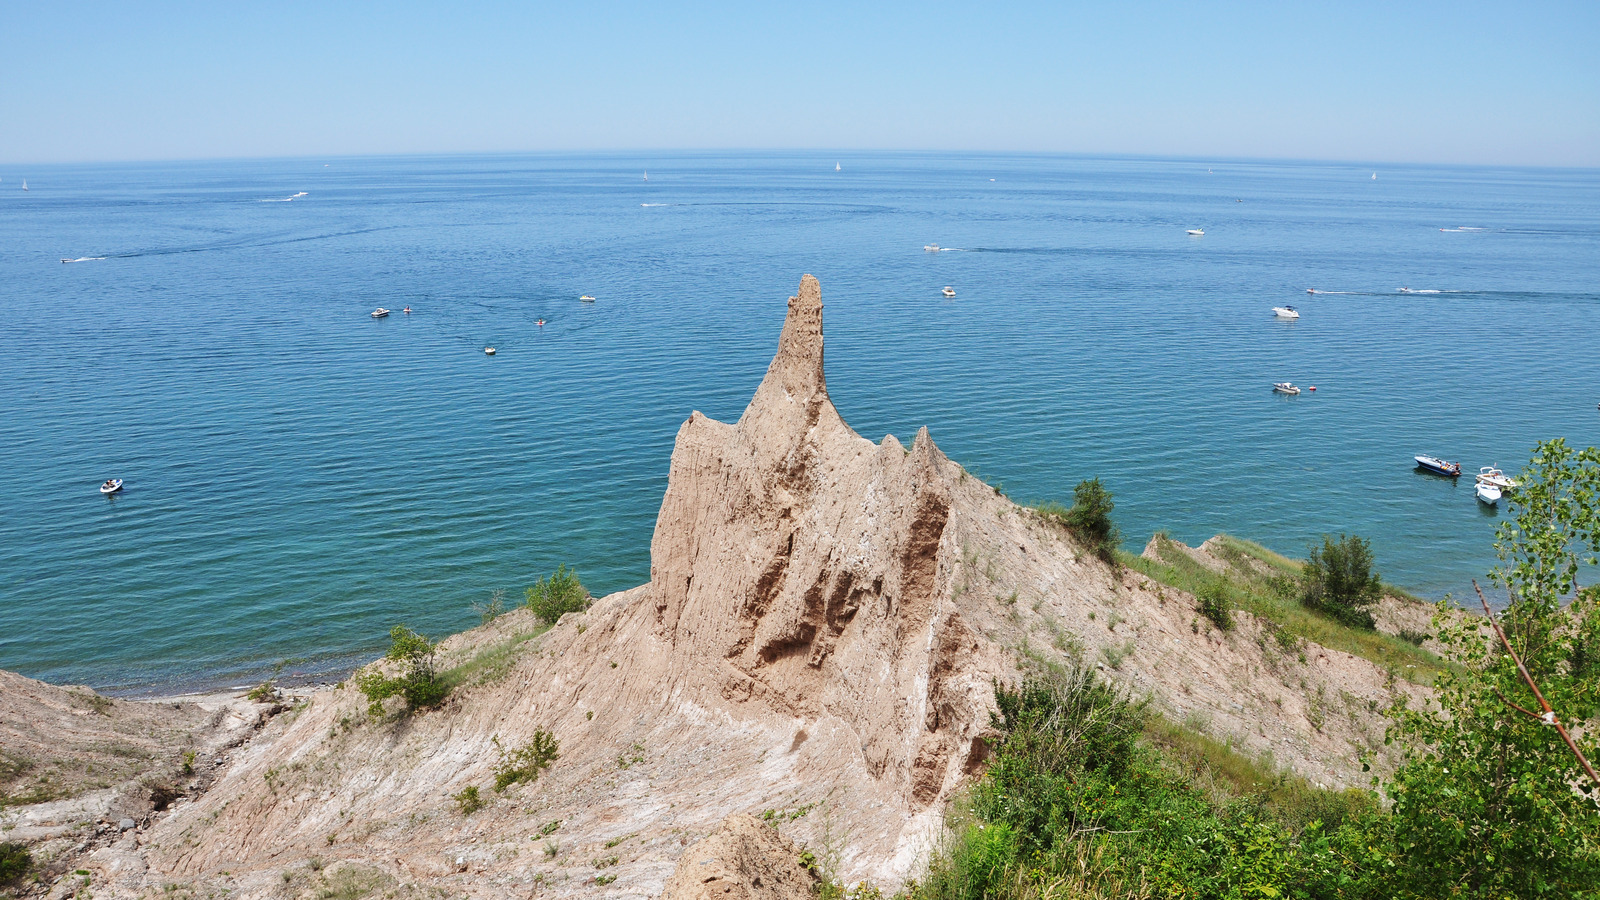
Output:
762,273,826,401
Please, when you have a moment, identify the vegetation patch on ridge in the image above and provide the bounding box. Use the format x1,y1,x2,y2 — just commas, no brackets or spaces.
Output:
1120,534,1447,682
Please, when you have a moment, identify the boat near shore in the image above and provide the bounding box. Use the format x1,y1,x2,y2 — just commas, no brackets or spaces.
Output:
1476,481,1502,505
1476,466,1516,490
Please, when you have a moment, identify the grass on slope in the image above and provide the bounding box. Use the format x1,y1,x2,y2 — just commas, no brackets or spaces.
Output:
1119,533,1447,684
441,624,551,691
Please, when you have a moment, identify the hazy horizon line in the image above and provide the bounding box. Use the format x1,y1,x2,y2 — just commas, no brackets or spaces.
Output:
4,147,1597,174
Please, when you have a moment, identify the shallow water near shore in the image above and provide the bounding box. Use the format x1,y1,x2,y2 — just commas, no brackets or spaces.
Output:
1,152,1597,694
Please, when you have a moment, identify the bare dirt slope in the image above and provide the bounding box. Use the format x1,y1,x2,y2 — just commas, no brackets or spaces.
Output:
0,670,266,891
26,275,1423,899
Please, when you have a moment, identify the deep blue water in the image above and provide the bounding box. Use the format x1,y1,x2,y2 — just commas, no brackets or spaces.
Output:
2,152,1597,694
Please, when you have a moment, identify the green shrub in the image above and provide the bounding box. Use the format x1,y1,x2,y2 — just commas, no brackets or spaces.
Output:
492,731,559,792
246,680,279,703
1301,534,1382,629
524,565,590,624
472,589,506,625
1198,581,1233,631
0,841,30,883
1035,479,1121,563
354,625,448,717
452,785,484,815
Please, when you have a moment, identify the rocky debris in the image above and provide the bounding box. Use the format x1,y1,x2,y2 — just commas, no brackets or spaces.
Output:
10,275,1431,899
0,670,275,895
661,814,818,900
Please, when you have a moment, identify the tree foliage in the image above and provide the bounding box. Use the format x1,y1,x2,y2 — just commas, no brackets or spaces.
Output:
524,564,590,624
1302,533,1384,629
1046,478,1120,562
1376,439,1600,898
353,625,449,717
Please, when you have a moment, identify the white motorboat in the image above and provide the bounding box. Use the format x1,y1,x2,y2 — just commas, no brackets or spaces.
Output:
100,478,123,495
580,295,596,302
924,244,941,252
1186,229,1204,236
942,286,956,298
1273,306,1300,319
1476,481,1502,505
371,308,390,318
484,347,496,356
1273,382,1300,395
1476,466,1517,490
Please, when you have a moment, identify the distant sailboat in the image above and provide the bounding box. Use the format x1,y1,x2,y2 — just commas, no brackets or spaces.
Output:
643,170,649,182
835,162,841,172
1371,173,1377,180
21,179,28,191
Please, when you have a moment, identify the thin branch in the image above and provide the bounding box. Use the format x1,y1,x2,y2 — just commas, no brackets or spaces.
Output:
1475,580,1600,787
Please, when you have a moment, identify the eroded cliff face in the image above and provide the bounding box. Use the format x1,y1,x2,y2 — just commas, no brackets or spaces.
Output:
647,275,996,809
50,275,1419,900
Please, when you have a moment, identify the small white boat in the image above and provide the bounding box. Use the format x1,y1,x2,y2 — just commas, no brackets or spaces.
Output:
1272,306,1300,319
1186,229,1204,236
484,347,496,356
942,286,956,298
1476,466,1517,490
100,478,123,495
835,162,841,172
21,179,28,192
1476,481,1501,505
61,258,72,264
924,244,941,252
1273,382,1300,395
580,295,596,302
371,308,390,318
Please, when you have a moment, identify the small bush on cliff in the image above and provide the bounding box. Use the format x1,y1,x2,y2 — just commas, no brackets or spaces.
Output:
492,731,559,792
524,565,590,624
1035,479,1121,562
1197,581,1233,631
452,785,484,815
1301,534,1382,629
354,625,448,717
0,841,31,883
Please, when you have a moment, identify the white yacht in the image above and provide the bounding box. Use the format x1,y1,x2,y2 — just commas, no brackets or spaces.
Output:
1476,466,1517,490
941,286,956,298
1272,306,1300,319
371,308,390,318
1476,481,1502,505
1186,228,1204,236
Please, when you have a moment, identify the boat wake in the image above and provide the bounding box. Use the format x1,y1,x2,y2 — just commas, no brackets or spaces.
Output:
260,192,309,202
60,256,108,263
1438,226,1486,232
640,203,675,207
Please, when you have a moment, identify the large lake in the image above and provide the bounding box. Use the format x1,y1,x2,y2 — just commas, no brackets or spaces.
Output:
2,153,1596,693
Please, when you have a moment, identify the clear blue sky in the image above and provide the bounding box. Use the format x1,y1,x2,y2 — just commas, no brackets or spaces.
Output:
1,0,1595,166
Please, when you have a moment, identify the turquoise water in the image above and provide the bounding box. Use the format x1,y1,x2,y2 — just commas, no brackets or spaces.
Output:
2,153,1597,694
